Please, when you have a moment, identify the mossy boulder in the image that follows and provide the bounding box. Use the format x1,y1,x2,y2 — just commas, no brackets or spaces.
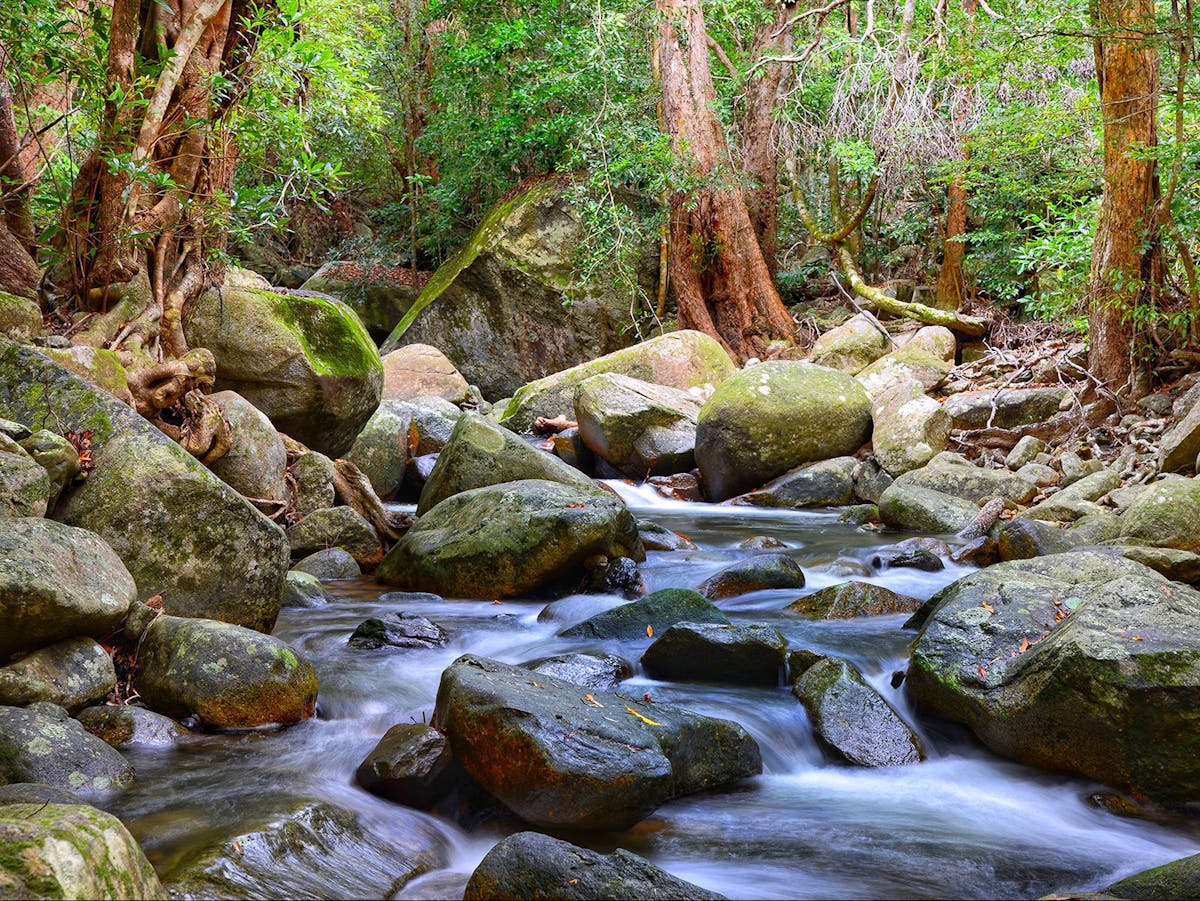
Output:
0,292,40,340
76,705,186,748
184,286,383,456
698,553,806,600
0,450,48,517
418,412,601,515
694,362,872,501
281,570,331,608
730,456,857,509
558,588,728,641
301,260,421,341
39,346,132,405
855,347,952,400
997,517,1079,561
795,657,923,767
0,802,163,899
500,330,737,433
134,615,318,730
293,548,360,580
1103,853,1200,900
787,581,921,619
1119,477,1200,551
641,622,786,685
0,703,134,792
870,379,951,477
941,386,1068,430
381,181,660,400
463,832,725,901
18,429,81,508
207,390,288,505
0,518,133,660
381,343,470,404
907,551,1200,803
878,482,978,533
433,655,761,830
574,373,702,478
0,639,115,713
893,453,1037,505
290,450,336,517
346,396,463,499
0,338,290,632
809,313,891,374
287,506,382,567
379,480,642,599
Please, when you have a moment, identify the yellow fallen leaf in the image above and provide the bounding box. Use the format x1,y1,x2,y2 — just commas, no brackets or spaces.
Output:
646,624,654,638
625,705,663,727
981,601,995,614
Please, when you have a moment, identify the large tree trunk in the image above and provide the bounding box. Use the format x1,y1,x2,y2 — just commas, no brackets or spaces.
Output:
657,0,795,361
0,219,38,298
1088,0,1160,391
0,67,34,251
739,0,796,273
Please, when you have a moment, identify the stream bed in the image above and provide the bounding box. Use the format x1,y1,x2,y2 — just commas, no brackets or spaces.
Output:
107,486,1200,899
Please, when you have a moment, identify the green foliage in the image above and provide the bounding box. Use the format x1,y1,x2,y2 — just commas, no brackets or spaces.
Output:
1012,200,1096,334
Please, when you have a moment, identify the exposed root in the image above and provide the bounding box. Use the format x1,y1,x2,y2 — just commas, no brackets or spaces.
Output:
126,347,217,419
332,458,413,541
155,389,231,464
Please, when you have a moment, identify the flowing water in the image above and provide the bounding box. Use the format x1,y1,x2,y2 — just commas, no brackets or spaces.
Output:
107,485,1200,899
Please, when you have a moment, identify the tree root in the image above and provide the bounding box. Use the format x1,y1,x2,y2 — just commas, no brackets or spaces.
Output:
154,388,231,465
126,347,217,419
332,458,413,541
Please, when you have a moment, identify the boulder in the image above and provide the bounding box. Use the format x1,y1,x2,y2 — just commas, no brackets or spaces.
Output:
877,482,978,533
433,655,761,830
870,379,951,476
893,453,1037,505
559,588,727,641
418,413,600,515
787,581,921,619
17,429,81,508
580,555,645,598
293,548,361,580
134,615,318,729
347,614,447,650
463,832,725,901
207,390,288,505
808,314,891,374
381,181,661,400
794,657,923,767
355,723,456,807
731,456,856,509
852,457,893,503
0,784,84,806
698,554,806,600
500,330,736,433
290,450,337,517
1118,478,1200,551
346,396,463,499
637,520,698,552
551,426,592,473
0,802,164,899
855,347,952,400
641,622,786,685
899,326,956,361
1102,853,1200,900
695,362,872,501
1161,396,1200,473
0,518,133,660
573,374,702,478
1015,462,1060,488
907,551,1200,802
1020,470,1121,523
163,799,442,899
184,286,383,456
281,570,331,607
1070,512,1123,546
0,449,48,517
1117,546,1200,584
381,343,471,404
0,703,134,792
872,537,948,571
1005,436,1048,470
287,506,382,566
941,386,1068,430
0,292,40,340
997,517,1078,561
39,345,133,405
301,261,421,341
646,472,703,502
76,705,186,748
0,639,115,712
520,653,633,691
378,480,642,599
0,339,289,631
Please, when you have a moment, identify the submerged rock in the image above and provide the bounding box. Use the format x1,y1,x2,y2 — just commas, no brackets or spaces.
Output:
378,480,642,599
0,802,163,899
698,553,806,600
348,614,447,650
463,831,725,901
641,622,786,685
433,655,761,830
558,588,728,641
0,703,134,792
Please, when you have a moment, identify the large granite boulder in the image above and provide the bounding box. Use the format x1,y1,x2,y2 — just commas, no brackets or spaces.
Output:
0,802,164,899
0,448,49,517
0,703,134,792
907,551,1200,803
855,346,952,400
730,457,856,509
941,386,1068,430
809,314,891,374
0,338,289,632
1102,853,1200,900
17,428,81,508
574,374,702,478
418,413,600,514
870,379,951,477
379,480,642,599
0,639,115,712
877,482,978,533
695,362,871,501
208,390,288,505
433,655,761,830
346,396,463,499
500,330,736,433
641,622,786,685
787,581,921,619
300,260,421,341
134,615,318,730
287,506,382,567
380,182,660,400
0,517,133,660
184,286,383,456
0,292,40,340
1118,477,1200,551
558,588,728,640
381,343,471,404
893,453,1037,505
463,832,724,901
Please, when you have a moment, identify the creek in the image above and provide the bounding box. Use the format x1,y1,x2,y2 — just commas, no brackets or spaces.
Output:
106,485,1200,899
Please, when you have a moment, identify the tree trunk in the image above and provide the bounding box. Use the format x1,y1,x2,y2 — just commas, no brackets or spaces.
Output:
0,219,38,298
0,67,34,251
657,0,795,361
740,0,796,272
1087,0,1160,391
